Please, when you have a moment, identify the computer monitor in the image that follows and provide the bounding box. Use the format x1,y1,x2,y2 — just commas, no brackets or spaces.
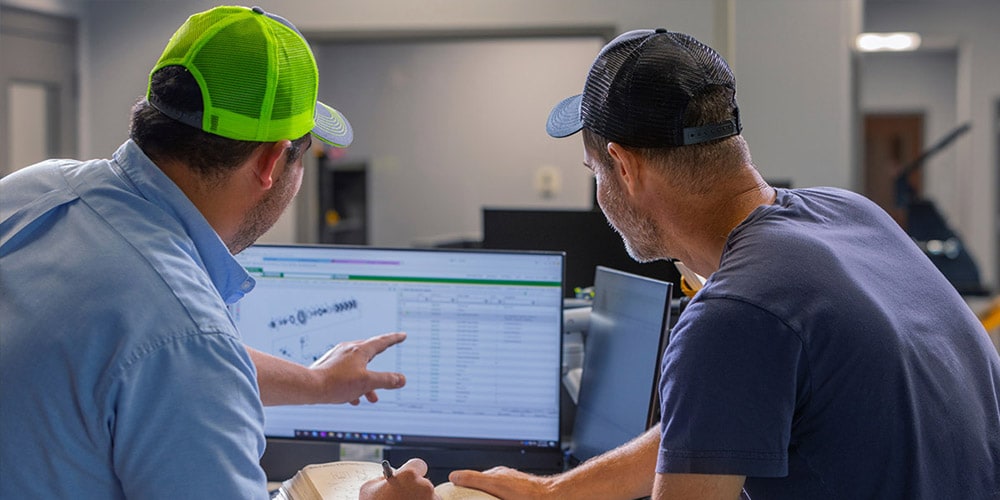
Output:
230,244,566,481
481,208,681,298
569,266,673,464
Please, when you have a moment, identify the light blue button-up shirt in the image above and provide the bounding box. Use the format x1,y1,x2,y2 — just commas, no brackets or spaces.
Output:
0,140,268,499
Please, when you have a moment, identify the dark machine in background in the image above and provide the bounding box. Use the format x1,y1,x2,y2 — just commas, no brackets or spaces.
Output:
894,123,988,296
481,208,682,298
317,154,369,245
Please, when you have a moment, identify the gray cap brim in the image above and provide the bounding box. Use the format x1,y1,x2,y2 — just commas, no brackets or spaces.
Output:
546,94,584,138
313,101,354,148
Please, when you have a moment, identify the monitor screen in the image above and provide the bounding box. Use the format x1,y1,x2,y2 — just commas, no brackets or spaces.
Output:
230,245,565,458
570,266,673,463
481,208,680,298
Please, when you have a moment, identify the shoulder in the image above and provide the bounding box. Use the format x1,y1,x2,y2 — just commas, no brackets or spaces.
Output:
782,187,889,222
788,186,869,203
723,186,901,274
1,159,90,243
673,295,800,348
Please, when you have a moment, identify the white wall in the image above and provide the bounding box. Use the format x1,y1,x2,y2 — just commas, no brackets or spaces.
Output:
2,0,864,249
62,0,859,250
314,37,603,247
73,0,716,163
733,0,861,189
0,0,79,15
865,0,999,292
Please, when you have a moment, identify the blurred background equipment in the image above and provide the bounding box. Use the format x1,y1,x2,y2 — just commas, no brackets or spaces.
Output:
891,123,989,296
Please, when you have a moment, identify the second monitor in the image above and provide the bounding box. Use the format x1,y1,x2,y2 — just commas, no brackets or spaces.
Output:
568,266,673,464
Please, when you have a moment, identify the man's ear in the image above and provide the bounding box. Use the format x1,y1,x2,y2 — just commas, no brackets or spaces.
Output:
607,142,642,195
253,140,292,190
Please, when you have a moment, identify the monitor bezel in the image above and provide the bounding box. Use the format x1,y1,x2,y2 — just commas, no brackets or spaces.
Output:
233,243,568,456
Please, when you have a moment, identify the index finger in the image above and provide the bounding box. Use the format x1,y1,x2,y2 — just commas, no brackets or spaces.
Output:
361,332,407,356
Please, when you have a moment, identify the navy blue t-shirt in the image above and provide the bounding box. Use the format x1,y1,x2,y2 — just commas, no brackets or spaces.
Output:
657,187,1000,499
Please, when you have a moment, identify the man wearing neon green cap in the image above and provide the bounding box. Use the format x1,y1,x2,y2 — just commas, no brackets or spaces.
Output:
1,6,434,499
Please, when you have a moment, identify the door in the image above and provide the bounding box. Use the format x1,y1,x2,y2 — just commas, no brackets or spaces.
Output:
0,6,78,177
863,113,924,229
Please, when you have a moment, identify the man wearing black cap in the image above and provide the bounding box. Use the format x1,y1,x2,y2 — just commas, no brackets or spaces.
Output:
451,28,1000,499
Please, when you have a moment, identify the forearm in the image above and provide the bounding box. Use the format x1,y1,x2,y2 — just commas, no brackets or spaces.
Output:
247,347,321,406
551,427,658,499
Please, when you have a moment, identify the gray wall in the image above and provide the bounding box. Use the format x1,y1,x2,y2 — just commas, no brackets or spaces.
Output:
0,0,78,15
46,0,861,251
313,37,604,247
732,0,859,189
15,0,997,291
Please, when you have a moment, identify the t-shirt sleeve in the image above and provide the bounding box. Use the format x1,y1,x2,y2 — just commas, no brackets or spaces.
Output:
656,297,805,478
109,331,269,499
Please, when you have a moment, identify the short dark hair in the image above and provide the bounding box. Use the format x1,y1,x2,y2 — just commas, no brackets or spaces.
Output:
130,66,310,180
583,85,751,193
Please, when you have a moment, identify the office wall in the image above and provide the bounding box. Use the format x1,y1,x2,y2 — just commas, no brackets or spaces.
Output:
732,0,860,190
302,0,860,248
0,0,78,16
6,0,861,251
866,0,999,291
72,0,714,166
313,37,603,247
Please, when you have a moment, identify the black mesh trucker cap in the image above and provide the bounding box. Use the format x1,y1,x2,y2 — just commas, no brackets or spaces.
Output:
546,28,741,147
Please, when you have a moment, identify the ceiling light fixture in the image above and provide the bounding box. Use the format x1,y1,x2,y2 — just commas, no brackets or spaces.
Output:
855,32,922,52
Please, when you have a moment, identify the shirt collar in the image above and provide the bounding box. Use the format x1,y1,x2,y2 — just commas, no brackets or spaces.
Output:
112,140,255,303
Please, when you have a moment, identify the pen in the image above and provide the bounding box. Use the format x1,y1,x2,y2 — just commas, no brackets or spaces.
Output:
381,459,394,480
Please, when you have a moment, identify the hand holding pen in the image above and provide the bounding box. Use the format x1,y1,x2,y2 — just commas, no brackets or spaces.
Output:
360,458,438,499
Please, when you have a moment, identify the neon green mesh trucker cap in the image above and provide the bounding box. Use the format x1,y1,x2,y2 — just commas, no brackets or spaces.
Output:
146,5,352,147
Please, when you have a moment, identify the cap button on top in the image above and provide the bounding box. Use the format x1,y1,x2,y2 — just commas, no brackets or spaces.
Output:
654,28,668,34
251,6,265,14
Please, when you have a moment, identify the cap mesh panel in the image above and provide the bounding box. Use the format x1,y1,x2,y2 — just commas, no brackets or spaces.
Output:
147,6,325,142
271,27,316,125
195,18,270,122
580,31,737,148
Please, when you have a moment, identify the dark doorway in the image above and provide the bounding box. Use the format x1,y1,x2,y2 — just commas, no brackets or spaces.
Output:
863,113,924,229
